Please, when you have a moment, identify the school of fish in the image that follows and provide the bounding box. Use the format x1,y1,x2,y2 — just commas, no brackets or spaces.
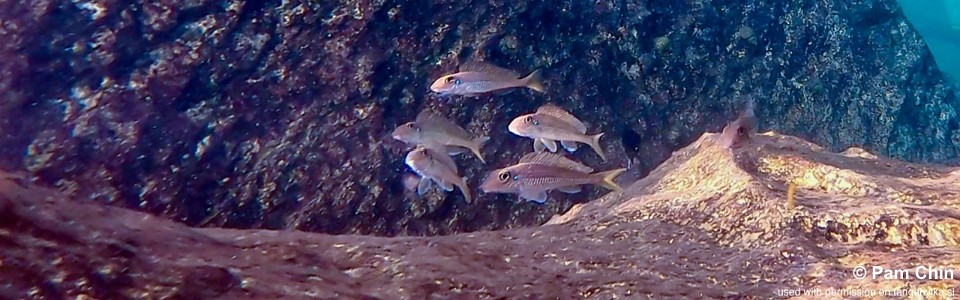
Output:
393,51,757,204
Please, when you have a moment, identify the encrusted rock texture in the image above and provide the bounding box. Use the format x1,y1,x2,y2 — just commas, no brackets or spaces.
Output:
1,0,959,235
2,132,959,299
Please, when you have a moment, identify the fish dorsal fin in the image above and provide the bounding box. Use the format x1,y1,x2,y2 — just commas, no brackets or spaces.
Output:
415,110,471,138
460,61,521,79
519,152,593,173
536,104,586,133
423,147,458,173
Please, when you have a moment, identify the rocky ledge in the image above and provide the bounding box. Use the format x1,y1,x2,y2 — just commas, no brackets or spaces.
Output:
3,131,959,299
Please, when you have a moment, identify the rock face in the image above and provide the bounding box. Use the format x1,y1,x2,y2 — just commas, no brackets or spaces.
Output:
1,0,958,235
2,132,959,299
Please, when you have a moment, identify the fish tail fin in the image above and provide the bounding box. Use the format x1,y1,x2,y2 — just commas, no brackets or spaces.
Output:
459,177,472,203
521,69,546,93
589,133,607,161
475,136,490,146
471,136,489,163
594,168,626,193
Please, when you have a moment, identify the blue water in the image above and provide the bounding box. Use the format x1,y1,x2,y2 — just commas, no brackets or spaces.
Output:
899,0,960,81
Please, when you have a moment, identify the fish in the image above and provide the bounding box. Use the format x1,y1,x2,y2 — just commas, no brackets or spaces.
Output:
718,96,757,149
391,110,489,163
507,104,607,161
430,61,545,97
480,152,625,203
405,147,472,203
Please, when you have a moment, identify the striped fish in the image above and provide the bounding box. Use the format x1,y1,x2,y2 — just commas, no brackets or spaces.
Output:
480,152,624,203
508,104,607,161
430,61,545,97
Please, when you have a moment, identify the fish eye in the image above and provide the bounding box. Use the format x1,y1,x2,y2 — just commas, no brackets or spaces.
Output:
737,127,744,134
498,171,510,181
446,77,461,85
512,175,519,181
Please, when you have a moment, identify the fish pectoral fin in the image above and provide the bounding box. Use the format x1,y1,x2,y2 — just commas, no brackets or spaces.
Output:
533,139,546,152
557,185,582,194
520,189,548,203
437,180,454,192
560,140,579,152
540,138,558,152
417,178,432,196
458,178,472,203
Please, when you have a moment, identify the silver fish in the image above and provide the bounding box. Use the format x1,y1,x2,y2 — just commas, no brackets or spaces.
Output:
480,152,625,203
392,110,489,163
430,61,545,97
507,104,607,161
405,147,472,203
718,96,757,149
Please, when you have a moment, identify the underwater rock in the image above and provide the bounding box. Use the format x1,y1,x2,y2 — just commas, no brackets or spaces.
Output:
2,131,959,298
0,0,958,235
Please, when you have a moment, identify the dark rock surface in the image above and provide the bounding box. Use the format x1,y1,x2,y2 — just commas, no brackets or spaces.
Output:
2,132,959,299
1,0,959,235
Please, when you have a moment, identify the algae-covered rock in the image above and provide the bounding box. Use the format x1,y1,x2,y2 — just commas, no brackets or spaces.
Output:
0,0,957,235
